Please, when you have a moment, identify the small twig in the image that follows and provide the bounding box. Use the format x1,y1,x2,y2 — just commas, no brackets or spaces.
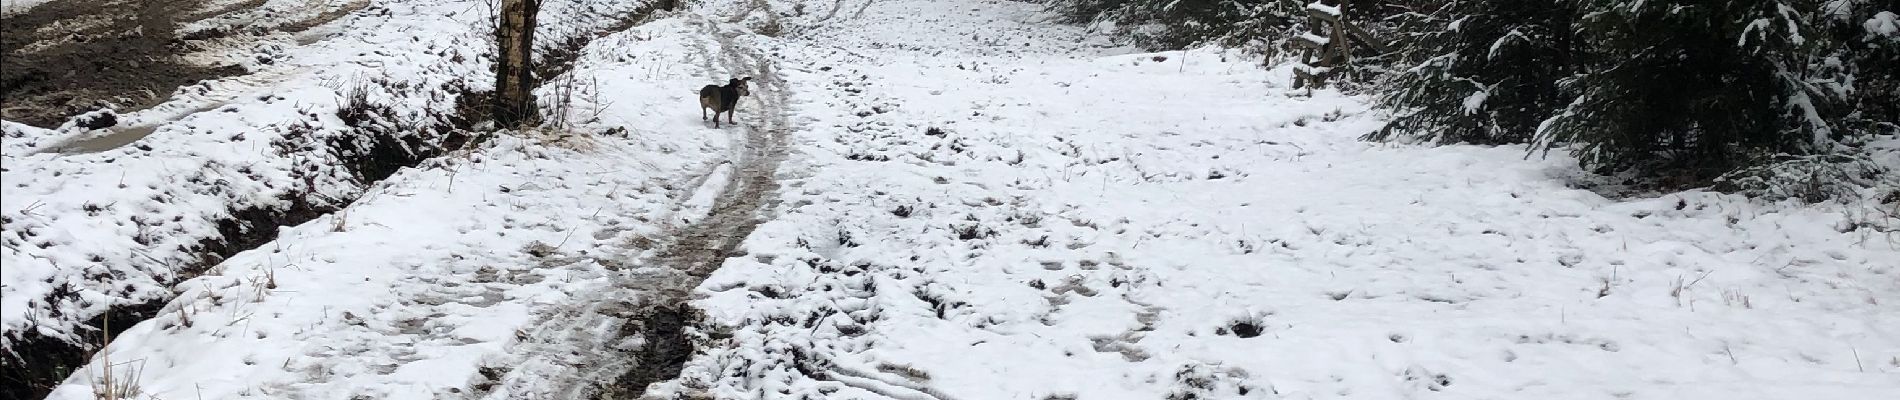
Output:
1685,270,1716,289
808,310,832,334
20,200,46,215
553,226,580,249
1852,346,1865,372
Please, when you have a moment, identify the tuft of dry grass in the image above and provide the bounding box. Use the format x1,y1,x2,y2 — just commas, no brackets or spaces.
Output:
176,305,193,329
90,360,144,400
90,314,145,400
330,209,349,232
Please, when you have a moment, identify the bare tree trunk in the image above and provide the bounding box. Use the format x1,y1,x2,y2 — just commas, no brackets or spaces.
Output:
495,0,541,127
1332,2,1351,81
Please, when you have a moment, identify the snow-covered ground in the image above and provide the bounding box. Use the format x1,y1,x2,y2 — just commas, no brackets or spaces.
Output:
5,0,487,357
19,0,1900,398
2,0,653,356
653,0,1900,399
41,7,743,398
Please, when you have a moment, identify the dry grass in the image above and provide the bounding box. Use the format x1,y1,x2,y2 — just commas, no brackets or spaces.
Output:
90,314,145,400
520,126,601,151
90,359,144,400
330,208,350,232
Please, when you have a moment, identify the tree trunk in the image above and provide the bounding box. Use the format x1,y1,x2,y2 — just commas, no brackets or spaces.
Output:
1332,3,1352,80
495,0,541,127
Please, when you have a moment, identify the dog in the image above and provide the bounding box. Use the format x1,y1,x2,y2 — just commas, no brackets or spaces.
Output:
699,77,752,128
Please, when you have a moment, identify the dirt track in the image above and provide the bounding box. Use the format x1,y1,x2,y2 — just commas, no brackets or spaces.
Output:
599,11,791,397
0,0,242,127
468,8,793,398
0,0,362,129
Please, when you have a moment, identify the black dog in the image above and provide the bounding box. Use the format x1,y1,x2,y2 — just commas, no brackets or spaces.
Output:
699,77,752,128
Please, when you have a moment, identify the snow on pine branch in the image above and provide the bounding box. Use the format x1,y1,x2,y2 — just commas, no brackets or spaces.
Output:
1868,11,1899,39
1305,1,1340,17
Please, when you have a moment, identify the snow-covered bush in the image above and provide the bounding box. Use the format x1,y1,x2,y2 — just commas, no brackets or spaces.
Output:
1531,1,1880,182
1370,0,1898,192
1712,152,1891,203
1825,2,1900,141
1041,0,1305,51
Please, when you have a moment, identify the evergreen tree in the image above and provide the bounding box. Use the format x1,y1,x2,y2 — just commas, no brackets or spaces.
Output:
1368,0,1575,145
1818,0,1899,137
1532,0,1851,179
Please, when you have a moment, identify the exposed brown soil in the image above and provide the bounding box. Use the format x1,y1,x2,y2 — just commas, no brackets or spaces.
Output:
593,305,700,399
0,0,246,127
0,302,164,400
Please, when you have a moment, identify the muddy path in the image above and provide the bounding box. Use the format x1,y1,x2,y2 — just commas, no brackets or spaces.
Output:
0,0,362,129
598,12,791,398
470,11,792,400
1,0,236,127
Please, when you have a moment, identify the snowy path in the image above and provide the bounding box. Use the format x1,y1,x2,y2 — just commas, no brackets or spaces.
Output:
643,0,1900,399
473,9,795,398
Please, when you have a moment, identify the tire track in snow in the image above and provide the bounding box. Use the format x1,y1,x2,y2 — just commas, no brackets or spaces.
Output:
592,12,793,397
470,9,793,399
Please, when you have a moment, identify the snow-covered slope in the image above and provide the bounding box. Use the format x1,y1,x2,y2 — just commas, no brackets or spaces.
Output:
4,0,478,349
651,0,1900,399
2,0,654,357
41,10,742,398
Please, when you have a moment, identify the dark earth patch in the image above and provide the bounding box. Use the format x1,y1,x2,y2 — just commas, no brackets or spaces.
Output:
0,301,163,400
599,306,700,398
1,0,246,127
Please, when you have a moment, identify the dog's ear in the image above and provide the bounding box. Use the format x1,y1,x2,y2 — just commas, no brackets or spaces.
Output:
742,77,753,82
